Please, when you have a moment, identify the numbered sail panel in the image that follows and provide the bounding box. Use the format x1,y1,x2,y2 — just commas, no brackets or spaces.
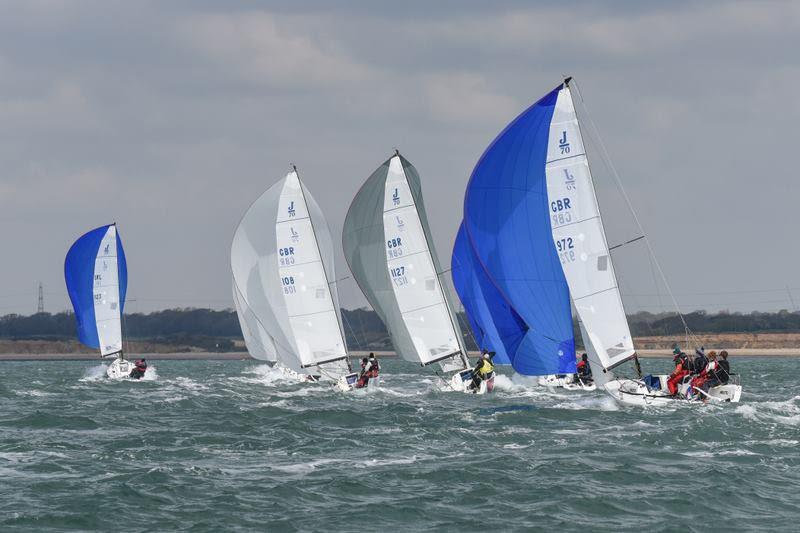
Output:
287,310,346,367
545,156,599,230
276,218,320,268
550,221,617,300
546,86,586,165
382,155,461,364
93,225,123,356
574,289,635,368
276,172,310,223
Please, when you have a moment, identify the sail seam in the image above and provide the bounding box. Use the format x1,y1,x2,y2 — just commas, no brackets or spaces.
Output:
572,285,619,301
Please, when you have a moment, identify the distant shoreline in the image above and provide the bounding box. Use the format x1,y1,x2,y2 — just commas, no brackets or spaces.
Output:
1,348,800,362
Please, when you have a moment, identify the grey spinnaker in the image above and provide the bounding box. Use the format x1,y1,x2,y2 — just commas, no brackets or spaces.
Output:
343,152,469,374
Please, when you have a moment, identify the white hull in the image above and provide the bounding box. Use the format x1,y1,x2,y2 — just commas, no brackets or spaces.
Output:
106,358,136,380
605,375,742,407
449,369,494,394
538,374,596,392
335,372,362,392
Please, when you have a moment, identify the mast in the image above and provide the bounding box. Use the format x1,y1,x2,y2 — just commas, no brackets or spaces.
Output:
292,166,352,372
112,222,124,361
563,77,636,372
394,152,469,369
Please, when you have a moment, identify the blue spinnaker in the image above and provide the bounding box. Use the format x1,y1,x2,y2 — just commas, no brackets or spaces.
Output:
463,84,576,375
451,223,516,365
64,224,127,349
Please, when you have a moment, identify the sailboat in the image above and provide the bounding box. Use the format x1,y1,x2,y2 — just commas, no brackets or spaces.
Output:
64,223,136,379
461,77,741,405
231,167,359,391
343,151,490,393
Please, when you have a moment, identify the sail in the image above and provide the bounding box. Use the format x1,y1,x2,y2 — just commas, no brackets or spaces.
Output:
463,86,576,376
450,223,513,365
544,82,635,369
231,170,349,377
231,277,277,362
343,153,467,370
64,224,127,357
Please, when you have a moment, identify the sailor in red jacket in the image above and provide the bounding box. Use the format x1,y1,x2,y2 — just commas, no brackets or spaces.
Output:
667,353,689,396
129,358,148,380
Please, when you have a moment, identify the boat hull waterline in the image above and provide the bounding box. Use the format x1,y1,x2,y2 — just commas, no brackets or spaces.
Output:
605,376,742,406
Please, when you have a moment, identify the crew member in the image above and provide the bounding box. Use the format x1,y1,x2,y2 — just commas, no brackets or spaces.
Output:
575,353,592,383
470,350,495,392
667,352,689,396
692,348,708,376
130,358,147,380
716,350,731,384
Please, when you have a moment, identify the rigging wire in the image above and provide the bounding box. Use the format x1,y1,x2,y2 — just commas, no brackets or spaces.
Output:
571,79,701,348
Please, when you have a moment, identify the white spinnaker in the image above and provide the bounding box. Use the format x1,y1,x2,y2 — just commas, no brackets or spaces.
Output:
93,225,123,357
383,156,461,366
545,86,635,370
276,172,349,373
232,278,277,362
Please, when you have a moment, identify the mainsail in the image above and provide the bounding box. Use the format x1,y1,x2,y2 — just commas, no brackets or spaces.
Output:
231,169,350,378
343,153,469,372
545,80,635,371
64,224,127,358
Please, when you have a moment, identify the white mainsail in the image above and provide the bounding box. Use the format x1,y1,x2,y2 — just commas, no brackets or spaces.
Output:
383,155,465,369
231,169,350,379
94,225,124,357
545,83,635,372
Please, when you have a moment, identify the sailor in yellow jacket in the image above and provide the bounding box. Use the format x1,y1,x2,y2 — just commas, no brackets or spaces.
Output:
470,350,495,392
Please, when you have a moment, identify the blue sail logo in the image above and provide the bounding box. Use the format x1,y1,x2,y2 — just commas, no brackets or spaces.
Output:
287,201,296,217
559,131,570,154
396,215,405,231
104,243,111,255
290,227,300,243
392,188,400,206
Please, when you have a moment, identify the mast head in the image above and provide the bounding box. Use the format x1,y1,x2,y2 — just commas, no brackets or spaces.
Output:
563,76,573,88
291,163,298,174
393,148,400,158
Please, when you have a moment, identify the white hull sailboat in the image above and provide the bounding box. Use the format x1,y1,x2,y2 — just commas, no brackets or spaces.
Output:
455,76,739,405
65,223,141,380
231,167,359,391
538,374,596,392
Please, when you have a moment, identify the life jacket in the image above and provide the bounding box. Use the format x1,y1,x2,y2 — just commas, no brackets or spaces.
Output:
577,360,589,373
367,359,379,377
477,359,494,377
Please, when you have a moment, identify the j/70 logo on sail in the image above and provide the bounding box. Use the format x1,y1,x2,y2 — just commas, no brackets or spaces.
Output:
287,201,296,217
559,131,570,154
392,188,400,206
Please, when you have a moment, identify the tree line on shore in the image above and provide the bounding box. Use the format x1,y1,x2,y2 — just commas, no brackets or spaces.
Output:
2,308,800,351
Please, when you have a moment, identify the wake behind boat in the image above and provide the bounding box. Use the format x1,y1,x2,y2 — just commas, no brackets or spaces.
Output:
64,223,147,380
231,166,360,391
343,151,493,394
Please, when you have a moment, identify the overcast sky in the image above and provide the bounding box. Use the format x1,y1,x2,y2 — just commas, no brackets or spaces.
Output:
1,0,799,316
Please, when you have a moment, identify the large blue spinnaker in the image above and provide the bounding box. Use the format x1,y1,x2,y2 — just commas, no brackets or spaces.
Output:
451,223,517,365
462,84,576,375
64,224,127,356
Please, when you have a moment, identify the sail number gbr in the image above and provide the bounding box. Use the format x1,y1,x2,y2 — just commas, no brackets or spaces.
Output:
386,237,403,259
389,265,409,286
551,197,572,227
555,237,576,264
278,246,295,266
281,275,297,294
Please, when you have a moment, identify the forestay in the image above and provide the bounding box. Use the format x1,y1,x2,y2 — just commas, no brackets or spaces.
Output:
231,170,349,377
344,153,468,371
544,83,634,369
64,224,128,357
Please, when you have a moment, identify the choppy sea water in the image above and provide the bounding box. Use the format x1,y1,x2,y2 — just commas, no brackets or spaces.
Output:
0,357,798,532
